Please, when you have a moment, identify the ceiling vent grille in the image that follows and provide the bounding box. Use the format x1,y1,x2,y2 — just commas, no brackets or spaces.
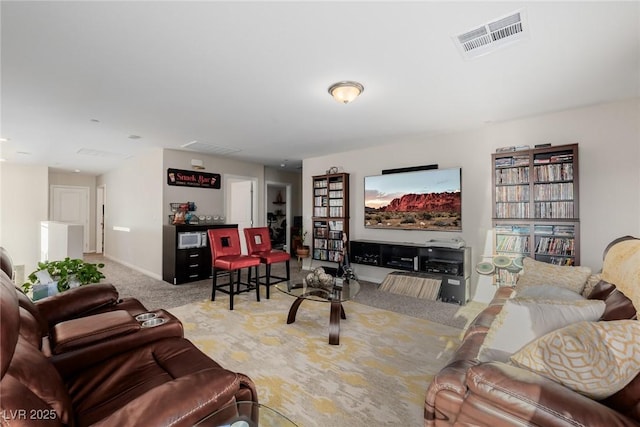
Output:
180,141,241,156
77,148,131,159
454,10,527,59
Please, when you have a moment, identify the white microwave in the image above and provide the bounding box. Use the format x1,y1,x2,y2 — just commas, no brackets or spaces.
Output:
177,231,208,249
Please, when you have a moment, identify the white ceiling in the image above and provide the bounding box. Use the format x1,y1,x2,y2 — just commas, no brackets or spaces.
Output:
1,1,639,175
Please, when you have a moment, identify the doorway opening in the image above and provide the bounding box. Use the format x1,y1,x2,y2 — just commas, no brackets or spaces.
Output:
265,182,291,252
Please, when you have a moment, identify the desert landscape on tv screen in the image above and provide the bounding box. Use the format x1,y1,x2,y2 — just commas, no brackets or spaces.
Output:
364,169,461,231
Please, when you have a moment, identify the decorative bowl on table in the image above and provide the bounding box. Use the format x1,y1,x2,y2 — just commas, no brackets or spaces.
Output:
304,267,335,291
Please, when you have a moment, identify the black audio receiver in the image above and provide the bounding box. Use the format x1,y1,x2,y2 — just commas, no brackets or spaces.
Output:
423,260,462,276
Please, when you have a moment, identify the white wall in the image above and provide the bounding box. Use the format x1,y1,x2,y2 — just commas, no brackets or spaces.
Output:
162,149,265,225
98,148,164,278
303,98,640,302
0,163,49,279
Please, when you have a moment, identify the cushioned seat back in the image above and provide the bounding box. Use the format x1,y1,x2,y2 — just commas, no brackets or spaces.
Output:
0,247,49,338
15,287,49,338
0,246,14,280
601,238,640,314
596,237,640,420
244,227,273,255
1,270,74,425
208,228,243,258
1,271,19,378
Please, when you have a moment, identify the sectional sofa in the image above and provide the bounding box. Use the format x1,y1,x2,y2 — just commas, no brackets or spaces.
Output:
425,236,640,426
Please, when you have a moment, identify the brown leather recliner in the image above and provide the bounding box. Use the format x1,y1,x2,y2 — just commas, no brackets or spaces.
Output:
0,269,259,426
0,246,14,279
1,246,148,331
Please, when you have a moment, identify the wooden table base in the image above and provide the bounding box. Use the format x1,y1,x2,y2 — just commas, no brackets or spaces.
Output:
286,297,347,345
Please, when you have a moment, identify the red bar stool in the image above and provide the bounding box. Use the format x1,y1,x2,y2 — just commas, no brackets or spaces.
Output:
208,228,261,310
244,227,291,299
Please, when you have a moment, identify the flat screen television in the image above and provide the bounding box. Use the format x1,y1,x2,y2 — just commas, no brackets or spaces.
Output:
364,167,462,231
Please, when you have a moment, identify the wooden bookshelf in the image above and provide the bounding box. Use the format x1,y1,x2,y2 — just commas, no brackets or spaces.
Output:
492,144,580,284
312,172,349,262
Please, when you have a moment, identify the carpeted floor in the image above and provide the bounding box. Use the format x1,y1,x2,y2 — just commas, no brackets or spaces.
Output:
83,254,486,425
169,289,462,426
88,254,485,329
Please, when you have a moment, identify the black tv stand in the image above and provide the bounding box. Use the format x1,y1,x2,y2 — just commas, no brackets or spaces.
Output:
350,240,471,305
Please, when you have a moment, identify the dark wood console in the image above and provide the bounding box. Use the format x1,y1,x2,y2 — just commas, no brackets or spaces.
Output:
350,240,471,304
162,224,238,285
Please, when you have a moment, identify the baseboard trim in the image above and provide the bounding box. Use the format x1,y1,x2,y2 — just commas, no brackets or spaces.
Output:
102,254,163,281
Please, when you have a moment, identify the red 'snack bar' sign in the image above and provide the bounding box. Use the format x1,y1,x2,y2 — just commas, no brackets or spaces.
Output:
167,168,221,189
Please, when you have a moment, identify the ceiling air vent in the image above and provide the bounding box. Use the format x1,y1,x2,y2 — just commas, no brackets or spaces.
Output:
77,148,131,159
180,141,241,156
454,10,527,59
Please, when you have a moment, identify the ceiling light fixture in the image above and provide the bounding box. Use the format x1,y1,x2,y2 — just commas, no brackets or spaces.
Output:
328,81,364,104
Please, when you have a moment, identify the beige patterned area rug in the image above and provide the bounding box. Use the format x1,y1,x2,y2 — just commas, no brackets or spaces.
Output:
169,290,462,427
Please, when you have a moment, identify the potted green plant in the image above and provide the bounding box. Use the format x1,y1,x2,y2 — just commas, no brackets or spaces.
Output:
23,258,106,300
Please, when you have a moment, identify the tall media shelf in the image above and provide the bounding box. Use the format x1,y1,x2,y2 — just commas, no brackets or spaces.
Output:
312,172,350,262
492,143,580,285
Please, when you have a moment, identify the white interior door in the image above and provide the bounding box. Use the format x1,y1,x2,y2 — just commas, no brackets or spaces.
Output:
226,176,258,254
50,185,90,253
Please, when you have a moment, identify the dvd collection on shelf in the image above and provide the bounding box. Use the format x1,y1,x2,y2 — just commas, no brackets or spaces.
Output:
534,201,574,218
313,219,346,261
495,155,530,167
535,237,575,256
496,234,530,253
492,144,580,284
495,167,530,184
495,185,530,202
544,257,576,266
495,202,530,218
495,224,531,234
534,224,575,235
533,183,573,200
312,173,349,262
534,153,574,164
534,163,574,182
495,268,519,286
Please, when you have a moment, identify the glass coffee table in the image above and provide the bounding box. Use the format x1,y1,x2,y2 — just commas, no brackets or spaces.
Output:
275,278,360,345
195,401,297,426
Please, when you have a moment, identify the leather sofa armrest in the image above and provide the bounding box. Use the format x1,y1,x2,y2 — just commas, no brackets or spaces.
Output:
36,283,119,328
425,330,485,424
235,372,259,406
460,362,639,427
90,369,245,427
50,310,139,354
51,309,184,378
